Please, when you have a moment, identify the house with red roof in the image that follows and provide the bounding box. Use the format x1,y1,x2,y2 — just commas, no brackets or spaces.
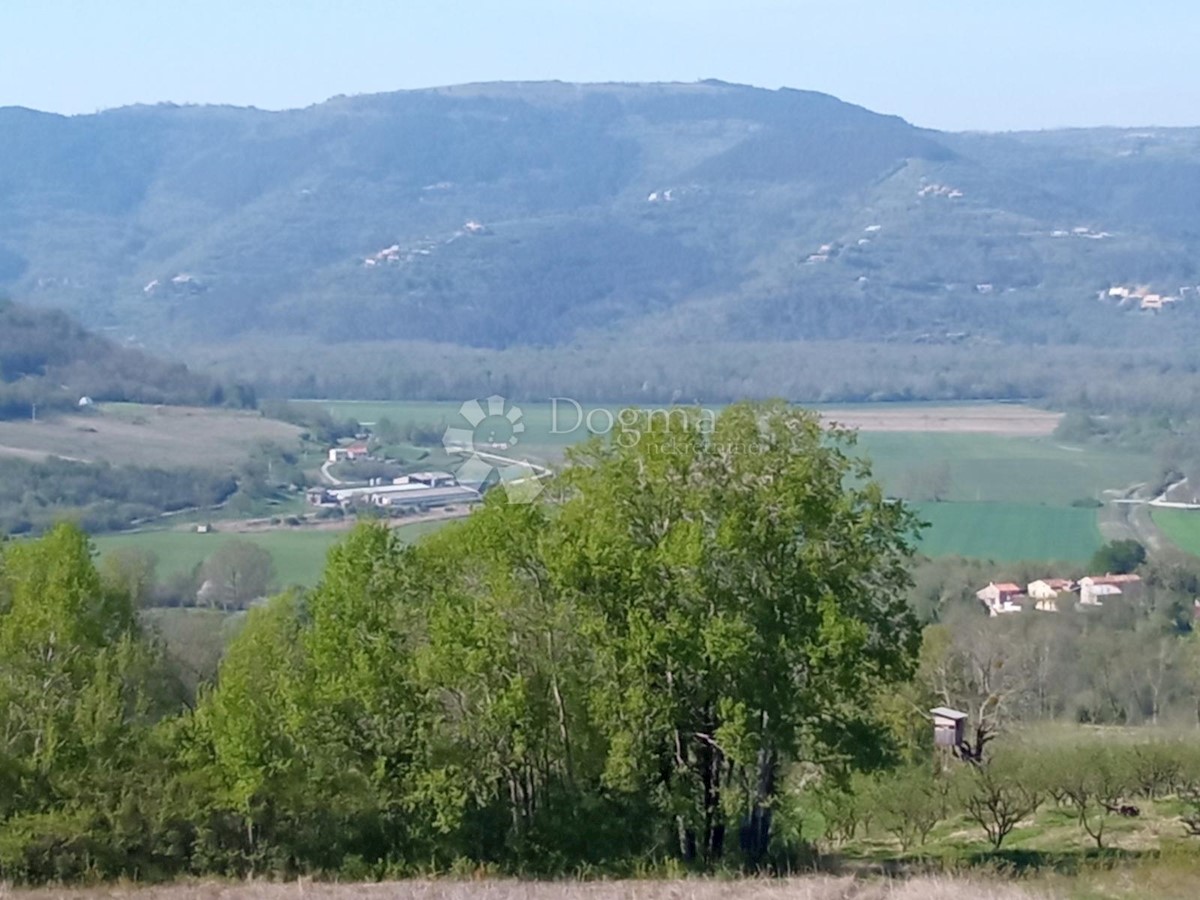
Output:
976,581,1025,616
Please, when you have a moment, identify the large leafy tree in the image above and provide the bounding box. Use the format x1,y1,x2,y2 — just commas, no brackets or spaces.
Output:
547,402,921,865
0,523,174,880
189,401,922,873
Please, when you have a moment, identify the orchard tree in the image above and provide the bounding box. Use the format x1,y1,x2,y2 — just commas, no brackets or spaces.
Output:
547,402,922,866
960,753,1042,851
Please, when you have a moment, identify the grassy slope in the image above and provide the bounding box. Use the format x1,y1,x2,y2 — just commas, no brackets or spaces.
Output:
1152,508,1200,556
0,403,303,467
94,520,448,588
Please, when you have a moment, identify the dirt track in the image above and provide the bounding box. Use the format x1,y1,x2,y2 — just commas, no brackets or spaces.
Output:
820,405,1061,436
213,505,471,535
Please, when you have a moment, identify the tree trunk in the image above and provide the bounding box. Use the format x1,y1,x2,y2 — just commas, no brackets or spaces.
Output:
740,747,777,869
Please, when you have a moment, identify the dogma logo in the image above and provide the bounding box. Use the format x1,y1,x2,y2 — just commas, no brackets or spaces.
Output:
443,395,546,503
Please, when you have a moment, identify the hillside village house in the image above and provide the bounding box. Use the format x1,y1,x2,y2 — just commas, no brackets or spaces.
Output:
1079,573,1141,606
1028,578,1075,612
975,573,1143,616
976,581,1024,615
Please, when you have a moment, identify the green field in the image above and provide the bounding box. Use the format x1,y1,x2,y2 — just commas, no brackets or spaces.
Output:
94,520,448,588
912,501,1103,562
299,400,1149,505
856,432,1150,506
1152,508,1200,556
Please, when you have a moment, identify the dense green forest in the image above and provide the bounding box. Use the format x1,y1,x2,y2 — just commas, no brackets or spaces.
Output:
4,403,1200,884
0,300,252,420
2,82,1200,404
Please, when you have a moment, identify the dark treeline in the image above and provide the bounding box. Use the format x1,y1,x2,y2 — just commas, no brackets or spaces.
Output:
0,299,255,420
195,337,1200,416
0,404,922,881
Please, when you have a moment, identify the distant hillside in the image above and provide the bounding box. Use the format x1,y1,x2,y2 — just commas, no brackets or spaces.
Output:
2,80,1199,362
0,300,246,419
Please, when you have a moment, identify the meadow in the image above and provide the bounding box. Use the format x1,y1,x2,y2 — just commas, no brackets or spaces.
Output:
94,520,449,588
1152,508,1200,557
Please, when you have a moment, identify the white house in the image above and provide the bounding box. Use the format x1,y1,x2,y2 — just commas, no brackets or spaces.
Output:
1027,578,1075,611
976,582,1024,615
1078,574,1141,606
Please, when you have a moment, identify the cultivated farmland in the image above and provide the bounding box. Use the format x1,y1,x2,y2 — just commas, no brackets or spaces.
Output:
1151,508,1200,557
912,501,1103,562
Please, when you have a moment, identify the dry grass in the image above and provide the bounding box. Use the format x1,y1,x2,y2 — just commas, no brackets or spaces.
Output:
0,405,303,468
0,877,1055,900
820,405,1061,436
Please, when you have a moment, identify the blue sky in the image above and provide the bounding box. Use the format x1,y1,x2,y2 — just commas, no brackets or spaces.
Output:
2,0,1196,131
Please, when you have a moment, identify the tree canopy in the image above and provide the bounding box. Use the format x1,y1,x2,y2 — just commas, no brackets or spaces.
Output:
0,402,924,879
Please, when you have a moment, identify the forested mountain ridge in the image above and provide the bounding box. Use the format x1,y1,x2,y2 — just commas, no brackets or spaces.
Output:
2,80,1200,356
0,300,245,418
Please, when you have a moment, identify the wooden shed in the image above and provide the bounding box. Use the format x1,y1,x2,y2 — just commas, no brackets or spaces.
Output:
930,707,968,748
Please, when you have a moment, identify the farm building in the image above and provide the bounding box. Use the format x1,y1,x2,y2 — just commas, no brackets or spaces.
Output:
395,471,457,488
327,480,481,509
976,581,1024,616
306,488,335,506
328,443,371,462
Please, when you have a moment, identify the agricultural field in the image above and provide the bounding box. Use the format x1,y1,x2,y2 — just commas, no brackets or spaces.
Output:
94,519,449,588
299,400,1063,457
0,403,304,467
1151,508,1200,556
855,432,1150,507
302,400,1141,503
911,502,1103,562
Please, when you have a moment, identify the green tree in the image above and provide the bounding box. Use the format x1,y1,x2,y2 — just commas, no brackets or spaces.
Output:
549,402,921,866
1089,539,1146,575
1058,744,1134,849
0,524,174,881
874,765,949,851
198,540,276,610
99,546,159,608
